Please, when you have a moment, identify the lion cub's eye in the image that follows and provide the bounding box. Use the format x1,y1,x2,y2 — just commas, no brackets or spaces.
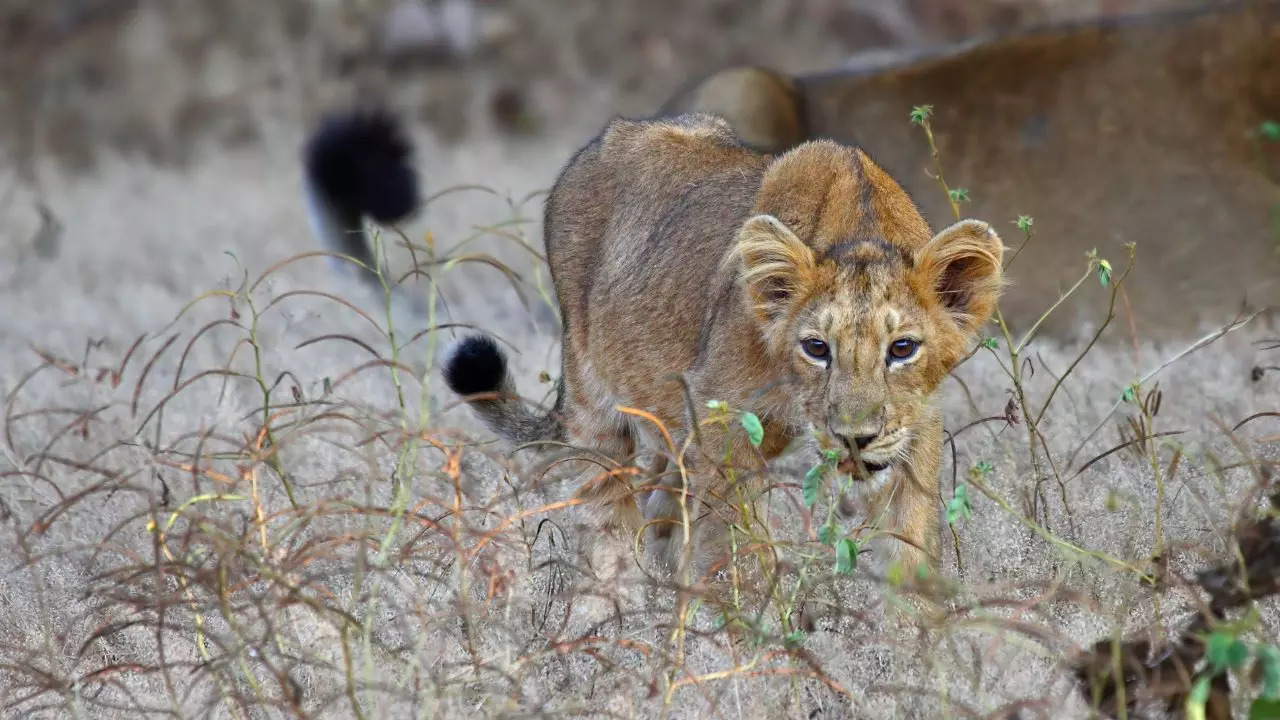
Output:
800,338,830,361
887,338,920,362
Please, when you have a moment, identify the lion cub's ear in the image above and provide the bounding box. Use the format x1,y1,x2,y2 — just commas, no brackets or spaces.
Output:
735,214,818,321
914,219,1005,335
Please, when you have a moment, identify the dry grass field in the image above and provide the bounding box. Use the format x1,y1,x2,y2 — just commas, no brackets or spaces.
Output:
2,1,1279,718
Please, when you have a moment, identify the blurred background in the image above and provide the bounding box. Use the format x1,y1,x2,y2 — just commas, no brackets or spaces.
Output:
0,0,1275,350
0,0,1212,173
3,7,1279,717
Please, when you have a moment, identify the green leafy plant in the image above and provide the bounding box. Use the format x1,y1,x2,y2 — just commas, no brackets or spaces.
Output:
946,484,972,525
740,411,764,447
1206,631,1250,675
835,538,859,574
1097,258,1113,287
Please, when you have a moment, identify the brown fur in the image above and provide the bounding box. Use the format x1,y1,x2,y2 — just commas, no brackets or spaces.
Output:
451,112,1005,577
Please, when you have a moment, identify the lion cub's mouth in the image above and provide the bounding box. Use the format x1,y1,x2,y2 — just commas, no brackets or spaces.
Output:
836,457,891,480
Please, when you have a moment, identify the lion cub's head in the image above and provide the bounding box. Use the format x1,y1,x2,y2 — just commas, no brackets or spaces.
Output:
732,141,1004,478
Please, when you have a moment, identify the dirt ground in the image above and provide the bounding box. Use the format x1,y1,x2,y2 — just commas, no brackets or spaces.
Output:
2,1,1279,718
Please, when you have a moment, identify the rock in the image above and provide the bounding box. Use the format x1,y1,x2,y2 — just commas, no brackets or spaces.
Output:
905,0,1045,41
477,8,517,47
438,0,478,57
378,0,481,66
379,1,445,62
819,2,922,48
488,85,539,134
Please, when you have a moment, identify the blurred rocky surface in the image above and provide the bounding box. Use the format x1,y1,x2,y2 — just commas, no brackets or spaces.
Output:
0,0,1217,175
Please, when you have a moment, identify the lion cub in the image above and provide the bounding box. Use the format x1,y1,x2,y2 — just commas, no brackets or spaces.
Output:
439,113,1004,577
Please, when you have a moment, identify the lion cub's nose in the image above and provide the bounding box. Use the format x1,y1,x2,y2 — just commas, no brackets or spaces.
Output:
838,433,878,452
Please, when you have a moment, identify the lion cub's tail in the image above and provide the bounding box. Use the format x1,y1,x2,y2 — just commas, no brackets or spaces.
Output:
301,108,420,289
443,334,566,447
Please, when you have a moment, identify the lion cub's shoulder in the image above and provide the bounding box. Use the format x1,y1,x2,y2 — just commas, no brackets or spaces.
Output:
599,113,739,154
591,113,766,174
553,113,766,208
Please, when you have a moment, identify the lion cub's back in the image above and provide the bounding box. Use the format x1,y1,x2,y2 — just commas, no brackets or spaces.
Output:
545,114,768,386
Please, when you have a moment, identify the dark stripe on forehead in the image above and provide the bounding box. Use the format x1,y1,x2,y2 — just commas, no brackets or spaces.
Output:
820,237,911,269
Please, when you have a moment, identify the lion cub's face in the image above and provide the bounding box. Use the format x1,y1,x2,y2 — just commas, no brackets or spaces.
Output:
736,214,1003,478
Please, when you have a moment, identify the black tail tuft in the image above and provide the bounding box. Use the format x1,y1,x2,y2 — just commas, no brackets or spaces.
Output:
444,335,508,397
443,334,564,446
304,108,419,225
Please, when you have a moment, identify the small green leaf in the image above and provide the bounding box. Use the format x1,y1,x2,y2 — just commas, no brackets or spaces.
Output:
1121,383,1138,404
803,464,823,507
1260,120,1280,142
1259,644,1280,699
949,187,970,204
740,412,764,447
1098,258,1113,287
886,559,906,587
1207,632,1250,674
818,522,838,545
946,484,972,525
1251,696,1280,720
1014,215,1033,233
822,448,841,462
783,630,807,649
973,461,994,478
705,399,726,410
835,538,859,574
1187,675,1211,720
910,105,933,125
981,337,999,350
1230,639,1252,670
1105,489,1120,512
754,618,771,647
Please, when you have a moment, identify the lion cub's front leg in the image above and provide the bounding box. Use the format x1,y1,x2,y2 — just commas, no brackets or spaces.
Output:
865,411,944,580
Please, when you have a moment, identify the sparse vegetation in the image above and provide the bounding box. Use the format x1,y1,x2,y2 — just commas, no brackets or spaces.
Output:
2,89,1278,720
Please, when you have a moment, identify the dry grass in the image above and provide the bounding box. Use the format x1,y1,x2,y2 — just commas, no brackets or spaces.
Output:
2,109,1279,720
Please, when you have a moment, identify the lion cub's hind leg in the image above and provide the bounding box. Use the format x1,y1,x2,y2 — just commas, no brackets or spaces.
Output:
639,458,737,580
551,353,653,544
640,454,685,570
561,411,643,535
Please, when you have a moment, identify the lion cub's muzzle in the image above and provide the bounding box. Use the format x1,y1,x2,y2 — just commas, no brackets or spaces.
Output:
836,456,890,479
829,428,908,481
